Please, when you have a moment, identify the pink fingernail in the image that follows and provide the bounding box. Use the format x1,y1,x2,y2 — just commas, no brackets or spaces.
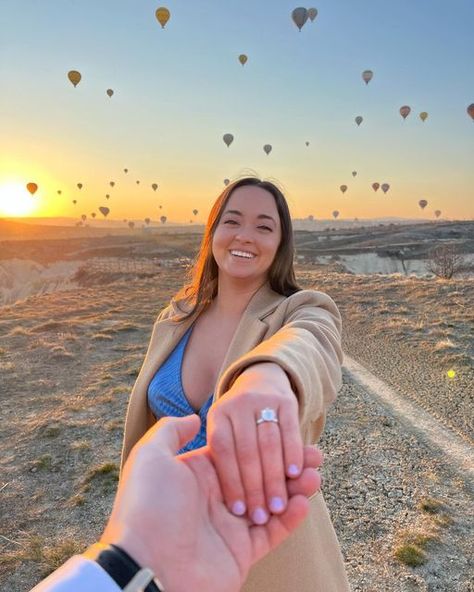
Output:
288,464,299,477
252,508,268,525
232,500,246,516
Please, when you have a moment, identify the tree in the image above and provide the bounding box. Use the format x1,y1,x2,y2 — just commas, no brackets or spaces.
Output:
426,244,468,279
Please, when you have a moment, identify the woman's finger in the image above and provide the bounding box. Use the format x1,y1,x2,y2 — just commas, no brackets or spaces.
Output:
278,400,304,479
230,411,268,525
206,411,247,517
255,409,287,515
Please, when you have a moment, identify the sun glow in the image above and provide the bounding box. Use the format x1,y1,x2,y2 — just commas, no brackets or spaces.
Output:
0,182,39,216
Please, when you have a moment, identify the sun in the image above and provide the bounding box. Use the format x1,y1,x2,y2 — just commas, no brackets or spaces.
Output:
0,182,39,217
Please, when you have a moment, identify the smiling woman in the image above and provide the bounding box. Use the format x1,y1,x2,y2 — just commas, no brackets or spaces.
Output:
0,182,39,216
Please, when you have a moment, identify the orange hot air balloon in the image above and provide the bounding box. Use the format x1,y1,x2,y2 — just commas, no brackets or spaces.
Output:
418,199,428,210
91,212,97,218
400,105,411,120
419,111,428,122
106,89,114,98
238,54,248,66
99,206,110,217
68,70,81,87
340,185,347,194
467,104,474,120
362,70,373,85
372,182,380,192
152,183,158,191
26,182,38,195
355,116,363,126
155,7,170,29
332,210,339,219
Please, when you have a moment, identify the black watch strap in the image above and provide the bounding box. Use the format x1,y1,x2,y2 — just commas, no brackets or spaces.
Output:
84,543,163,591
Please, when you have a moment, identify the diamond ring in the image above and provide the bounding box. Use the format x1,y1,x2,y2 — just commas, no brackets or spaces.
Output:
256,407,279,425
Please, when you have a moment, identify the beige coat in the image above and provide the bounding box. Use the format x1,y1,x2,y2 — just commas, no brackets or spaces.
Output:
122,282,350,591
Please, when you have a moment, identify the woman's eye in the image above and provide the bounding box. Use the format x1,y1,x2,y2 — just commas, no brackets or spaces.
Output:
259,226,272,231
224,219,237,225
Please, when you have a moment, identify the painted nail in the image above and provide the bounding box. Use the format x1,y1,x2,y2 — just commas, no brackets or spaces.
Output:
231,500,246,516
269,497,285,513
252,507,269,525
288,464,300,477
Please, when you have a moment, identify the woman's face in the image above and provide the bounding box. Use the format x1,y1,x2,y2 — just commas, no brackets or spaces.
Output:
211,185,282,286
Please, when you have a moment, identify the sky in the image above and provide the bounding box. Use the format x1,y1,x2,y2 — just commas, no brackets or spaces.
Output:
1,0,473,224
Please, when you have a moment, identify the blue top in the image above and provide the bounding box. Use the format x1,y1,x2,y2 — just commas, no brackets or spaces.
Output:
147,325,214,454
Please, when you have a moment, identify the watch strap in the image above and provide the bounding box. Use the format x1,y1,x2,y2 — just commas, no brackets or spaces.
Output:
84,542,163,591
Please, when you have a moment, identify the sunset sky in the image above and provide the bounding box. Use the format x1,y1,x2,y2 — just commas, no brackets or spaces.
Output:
1,0,473,223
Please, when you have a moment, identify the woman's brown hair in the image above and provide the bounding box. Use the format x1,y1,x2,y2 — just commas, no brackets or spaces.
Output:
172,177,301,320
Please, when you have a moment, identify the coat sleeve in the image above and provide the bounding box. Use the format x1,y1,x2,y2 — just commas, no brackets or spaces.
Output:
214,290,343,427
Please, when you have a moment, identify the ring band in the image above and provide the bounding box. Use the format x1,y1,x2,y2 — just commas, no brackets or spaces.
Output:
256,407,279,425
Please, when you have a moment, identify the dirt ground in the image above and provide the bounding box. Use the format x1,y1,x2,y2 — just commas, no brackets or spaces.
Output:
0,266,472,590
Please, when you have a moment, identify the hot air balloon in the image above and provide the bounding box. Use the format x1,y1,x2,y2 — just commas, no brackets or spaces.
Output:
81,214,87,222
355,116,363,126
91,212,97,218
340,185,347,194
307,8,318,21
77,183,83,190
372,182,380,192
72,200,77,205
292,7,308,31
128,221,135,229
435,210,441,218
106,194,110,199
400,105,411,120
160,215,167,224
152,183,158,191
26,182,38,195
352,171,357,177
109,181,115,187
145,218,151,225
99,206,110,217
124,168,128,173
418,199,428,210
362,70,373,85
155,7,170,29
68,70,81,87
223,133,234,147
223,179,230,186
332,210,339,219
381,183,390,194
106,89,114,98
419,112,428,122
159,205,162,209
57,190,62,194
238,54,247,66
263,144,272,155
305,141,310,146
193,209,198,216
467,104,474,120
136,180,140,184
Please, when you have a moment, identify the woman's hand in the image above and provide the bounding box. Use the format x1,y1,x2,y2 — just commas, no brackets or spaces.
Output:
207,362,305,525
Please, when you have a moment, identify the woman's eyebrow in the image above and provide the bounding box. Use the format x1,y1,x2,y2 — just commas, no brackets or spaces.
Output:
223,209,276,224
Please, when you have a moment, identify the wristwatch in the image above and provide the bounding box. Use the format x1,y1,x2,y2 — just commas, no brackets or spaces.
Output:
83,543,164,591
